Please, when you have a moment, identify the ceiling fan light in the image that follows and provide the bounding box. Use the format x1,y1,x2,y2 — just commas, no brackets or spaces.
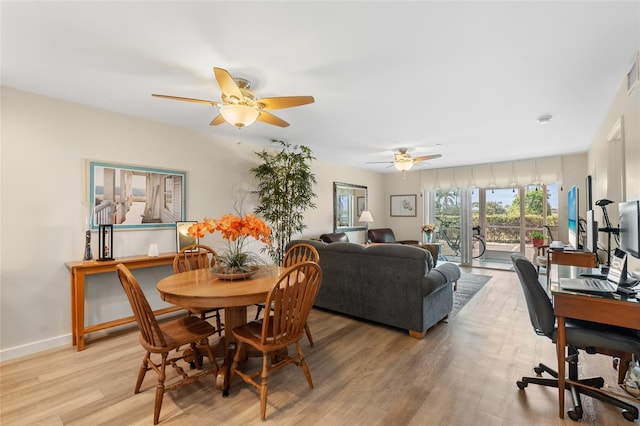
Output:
393,159,414,171
220,104,259,128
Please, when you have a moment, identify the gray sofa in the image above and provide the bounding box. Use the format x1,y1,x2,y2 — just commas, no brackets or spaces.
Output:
286,240,461,338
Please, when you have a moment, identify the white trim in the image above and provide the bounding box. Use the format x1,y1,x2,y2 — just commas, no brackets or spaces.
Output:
627,52,639,95
0,334,71,363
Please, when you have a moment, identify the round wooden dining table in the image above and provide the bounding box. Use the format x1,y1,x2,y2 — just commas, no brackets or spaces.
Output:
157,265,281,393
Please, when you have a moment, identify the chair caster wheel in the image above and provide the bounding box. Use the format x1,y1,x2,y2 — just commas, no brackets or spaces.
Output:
568,407,583,421
534,366,544,376
516,380,527,389
622,409,638,422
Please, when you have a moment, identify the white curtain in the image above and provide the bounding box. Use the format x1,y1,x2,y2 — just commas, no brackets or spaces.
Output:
421,155,563,191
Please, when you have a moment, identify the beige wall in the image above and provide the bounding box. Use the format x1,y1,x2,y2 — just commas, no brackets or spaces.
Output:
587,74,640,275
0,87,383,360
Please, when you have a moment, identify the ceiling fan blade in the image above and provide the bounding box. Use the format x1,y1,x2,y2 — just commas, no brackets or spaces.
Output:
152,94,220,106
257,96,315,110
366,161,394,164
257,111,290,127
413,154,442,162
210,114,226,126
213,67,243,101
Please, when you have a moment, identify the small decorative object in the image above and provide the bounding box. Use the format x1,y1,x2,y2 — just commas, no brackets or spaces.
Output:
531,230,545,247
98,224,114,261
188,213,272,280
83,230,93,261
148,243,159,257
421,224,435,243
83,202,93,261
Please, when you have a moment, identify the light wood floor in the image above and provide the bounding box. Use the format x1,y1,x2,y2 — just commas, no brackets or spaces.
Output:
1,267,638,425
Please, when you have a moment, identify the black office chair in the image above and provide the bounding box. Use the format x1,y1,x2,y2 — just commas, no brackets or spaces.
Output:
510,253,640,421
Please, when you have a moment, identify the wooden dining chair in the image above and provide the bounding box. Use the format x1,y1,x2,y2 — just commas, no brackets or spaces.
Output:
173,244,224,335
229,261,323,420
254,242,319,346
115,264,218,425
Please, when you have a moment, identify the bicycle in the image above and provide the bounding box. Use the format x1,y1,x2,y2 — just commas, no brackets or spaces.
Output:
434,219,486,259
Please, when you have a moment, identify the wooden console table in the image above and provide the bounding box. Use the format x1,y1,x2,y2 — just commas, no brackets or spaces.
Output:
65,253,183,351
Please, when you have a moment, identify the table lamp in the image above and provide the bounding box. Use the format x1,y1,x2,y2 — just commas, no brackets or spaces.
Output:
359,210,375,243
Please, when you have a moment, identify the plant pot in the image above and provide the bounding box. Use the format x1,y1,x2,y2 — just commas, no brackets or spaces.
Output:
212,265,260,281
533,238,545,247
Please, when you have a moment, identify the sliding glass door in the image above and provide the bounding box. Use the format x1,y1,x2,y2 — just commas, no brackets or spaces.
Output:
427,184,558,265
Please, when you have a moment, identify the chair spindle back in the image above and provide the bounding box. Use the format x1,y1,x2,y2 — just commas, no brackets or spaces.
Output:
261,261,322,346
282,243,319,268
173,244,217,273
116,264,167,348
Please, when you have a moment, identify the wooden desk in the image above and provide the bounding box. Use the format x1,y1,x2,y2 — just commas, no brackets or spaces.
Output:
65,253,181,351
550,265,640,418
157,265,281,393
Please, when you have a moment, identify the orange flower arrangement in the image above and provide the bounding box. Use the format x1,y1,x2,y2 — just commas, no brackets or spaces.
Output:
188,213,272,273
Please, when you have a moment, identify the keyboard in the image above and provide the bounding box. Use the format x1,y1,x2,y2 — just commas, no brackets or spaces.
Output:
582,279,611,291
559,277,617,293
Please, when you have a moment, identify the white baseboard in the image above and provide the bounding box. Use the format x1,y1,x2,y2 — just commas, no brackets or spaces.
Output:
0,334,71,363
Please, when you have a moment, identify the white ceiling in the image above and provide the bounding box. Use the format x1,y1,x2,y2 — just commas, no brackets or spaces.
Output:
2,1,639,172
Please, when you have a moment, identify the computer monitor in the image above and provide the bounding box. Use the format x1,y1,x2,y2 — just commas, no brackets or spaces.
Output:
567,186,578,250
585,209,598,254
618,200,640,259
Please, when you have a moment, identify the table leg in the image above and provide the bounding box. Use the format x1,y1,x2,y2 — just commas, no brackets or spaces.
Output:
70,271,77,346
75,271,87,351
557,315,566,418
216,305,247,395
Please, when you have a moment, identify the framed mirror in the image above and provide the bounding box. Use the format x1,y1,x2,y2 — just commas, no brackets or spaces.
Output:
334,182,368,232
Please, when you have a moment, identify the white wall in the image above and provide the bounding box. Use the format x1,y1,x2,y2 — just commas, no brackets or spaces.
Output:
588,74,640,275
0,87,383,360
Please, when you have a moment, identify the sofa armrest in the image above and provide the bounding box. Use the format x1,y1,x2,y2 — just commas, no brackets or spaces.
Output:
421,263,461,296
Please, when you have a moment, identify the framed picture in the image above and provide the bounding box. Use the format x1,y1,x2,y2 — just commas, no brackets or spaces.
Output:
390,194,417,217
88,160,186,230
176,221,198,252
357,196,366,217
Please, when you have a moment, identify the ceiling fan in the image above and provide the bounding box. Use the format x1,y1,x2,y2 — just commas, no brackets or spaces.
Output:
367,148,442,172
152,67,314,129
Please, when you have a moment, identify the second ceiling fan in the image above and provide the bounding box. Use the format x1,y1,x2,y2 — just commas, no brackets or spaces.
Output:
152,67,314,129
368,148,442,171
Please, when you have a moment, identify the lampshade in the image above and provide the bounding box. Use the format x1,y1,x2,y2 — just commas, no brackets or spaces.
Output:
220,104,260,128
359,210,374,223
393,159,414,171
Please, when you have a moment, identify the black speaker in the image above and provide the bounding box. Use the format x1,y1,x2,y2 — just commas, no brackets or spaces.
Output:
585,175,593,211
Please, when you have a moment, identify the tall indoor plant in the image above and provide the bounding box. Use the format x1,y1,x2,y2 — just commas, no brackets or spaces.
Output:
251,139,317,265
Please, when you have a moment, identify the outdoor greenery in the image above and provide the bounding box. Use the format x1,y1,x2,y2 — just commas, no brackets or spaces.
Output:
251,139,317,265
434,187,558,245
507,190,552,216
